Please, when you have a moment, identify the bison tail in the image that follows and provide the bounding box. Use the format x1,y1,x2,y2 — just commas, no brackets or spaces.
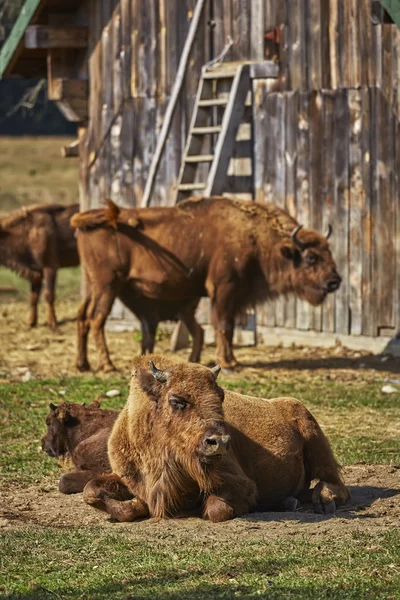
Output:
70,200,121,231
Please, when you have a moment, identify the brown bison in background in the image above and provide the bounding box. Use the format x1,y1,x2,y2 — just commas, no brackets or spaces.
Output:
42,401,118,494
83,356,349,523
72,196,341,371
0,203,79,328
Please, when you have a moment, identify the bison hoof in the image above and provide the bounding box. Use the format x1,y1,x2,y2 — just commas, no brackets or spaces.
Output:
313,499,336,515
76,360,91,372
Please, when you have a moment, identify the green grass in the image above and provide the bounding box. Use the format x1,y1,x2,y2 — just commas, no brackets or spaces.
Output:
0,266,81,302
0,528,399,599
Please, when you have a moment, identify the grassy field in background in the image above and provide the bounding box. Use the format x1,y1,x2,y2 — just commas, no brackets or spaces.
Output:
0,136,78,212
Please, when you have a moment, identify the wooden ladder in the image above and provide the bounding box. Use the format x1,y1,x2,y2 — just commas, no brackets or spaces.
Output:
175,63,251,203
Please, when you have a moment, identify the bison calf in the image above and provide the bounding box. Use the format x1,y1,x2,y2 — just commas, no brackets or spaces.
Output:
83,356,349,522
42,401,118,494
0,203,79,328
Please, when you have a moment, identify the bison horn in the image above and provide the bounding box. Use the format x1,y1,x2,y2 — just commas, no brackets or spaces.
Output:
49,403,57,411
325,224,333,239
211,365,221,380
291,225,307,251
149,360,168,384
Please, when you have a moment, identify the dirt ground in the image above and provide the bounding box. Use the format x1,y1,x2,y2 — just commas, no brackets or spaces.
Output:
1,297,400,540
0,297,399,383
0,466,399,542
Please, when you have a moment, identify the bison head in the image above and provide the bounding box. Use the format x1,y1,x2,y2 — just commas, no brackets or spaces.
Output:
279,224,341,306
134,358,230,467
41,403,76,458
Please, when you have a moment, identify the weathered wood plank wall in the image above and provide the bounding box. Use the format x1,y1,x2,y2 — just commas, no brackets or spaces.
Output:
83,0,400,338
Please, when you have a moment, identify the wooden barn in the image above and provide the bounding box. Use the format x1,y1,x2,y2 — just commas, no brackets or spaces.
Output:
1,0,400,352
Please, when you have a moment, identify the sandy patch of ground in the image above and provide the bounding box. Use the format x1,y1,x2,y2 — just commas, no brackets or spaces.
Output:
0,466,399,543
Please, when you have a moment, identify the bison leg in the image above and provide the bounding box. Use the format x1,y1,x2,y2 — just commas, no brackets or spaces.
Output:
59,470,97,494
140,317,158,355
29,275,43,328
180,302,204,363
208,280,238,369
76,295,92,371
83,474,149,522
90,286,117,372
203,467,257,522
299,411,350,514
44,267,57,329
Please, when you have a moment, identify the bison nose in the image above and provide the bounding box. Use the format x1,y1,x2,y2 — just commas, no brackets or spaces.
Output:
327,274,341,293
203,434,231,456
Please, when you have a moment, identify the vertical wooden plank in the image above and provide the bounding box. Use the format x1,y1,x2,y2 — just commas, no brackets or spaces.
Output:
308,0,322,90
360,87,373,336
370,9,382,88
328,0,344,89
284,90,298,329
253,79,269,203
309,90,323,331
120,100,135,206
321,90,336,333
348,89,363,335
288,0,307,90
373,90,395,331
274,93,286,327
320,0,331,89
333,89,350,334
120,0,132,100
250,0,264,60
346,0,360,87
295,91,312,331
395,120,400,332
359,0,372,87
382,24,393,108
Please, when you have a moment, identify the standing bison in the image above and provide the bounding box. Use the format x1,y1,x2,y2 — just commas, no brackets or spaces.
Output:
71,196,341,371
83,356,349,522
0,203,79,328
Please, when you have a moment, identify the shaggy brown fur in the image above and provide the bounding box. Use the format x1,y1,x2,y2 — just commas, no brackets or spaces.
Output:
72,196,341,370
0,203,79,328
42,401,118,494
83,356,349,523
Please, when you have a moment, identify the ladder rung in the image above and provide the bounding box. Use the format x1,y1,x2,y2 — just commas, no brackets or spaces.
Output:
198,98,228,107
203,71,236,79
191,126,222,135
185,154,214,163
178,183,207,191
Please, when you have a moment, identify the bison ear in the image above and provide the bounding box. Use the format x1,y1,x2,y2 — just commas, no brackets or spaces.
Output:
49,403,57,412
137,368,161,403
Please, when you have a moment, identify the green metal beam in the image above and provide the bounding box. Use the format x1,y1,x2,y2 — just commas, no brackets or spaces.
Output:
0,0,43,78
381,0,400,28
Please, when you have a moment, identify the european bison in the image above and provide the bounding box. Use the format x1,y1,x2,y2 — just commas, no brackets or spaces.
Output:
42,400,118,493
83,356,349,522
71,196,341,371
0,203,79,328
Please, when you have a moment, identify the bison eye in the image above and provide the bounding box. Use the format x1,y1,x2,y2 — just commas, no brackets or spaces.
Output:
169,396,187,411
305,253,318,266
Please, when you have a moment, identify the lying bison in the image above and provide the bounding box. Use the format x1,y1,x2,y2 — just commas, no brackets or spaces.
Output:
42,400,118,493
83,356,349,522
71,196,341,371
0,203,79,328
